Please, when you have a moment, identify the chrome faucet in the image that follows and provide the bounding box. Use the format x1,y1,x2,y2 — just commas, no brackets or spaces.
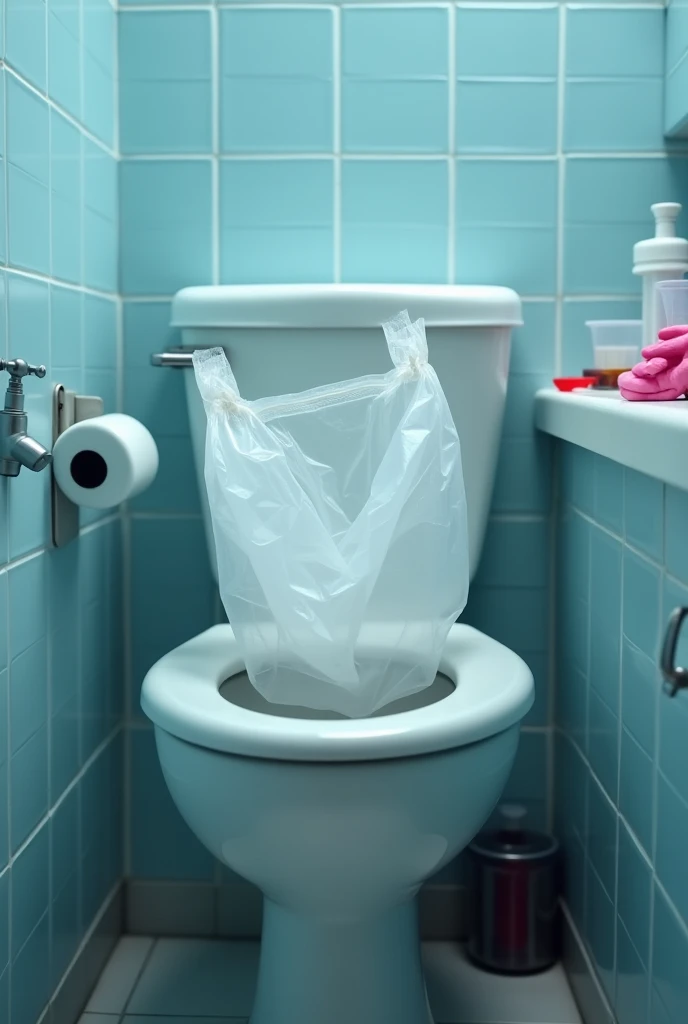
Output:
0,359,52,476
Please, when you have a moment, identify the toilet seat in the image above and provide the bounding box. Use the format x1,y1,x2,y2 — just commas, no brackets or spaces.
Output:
142,624,533,762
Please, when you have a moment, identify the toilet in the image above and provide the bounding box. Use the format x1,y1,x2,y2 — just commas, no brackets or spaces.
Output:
141,284,534,1024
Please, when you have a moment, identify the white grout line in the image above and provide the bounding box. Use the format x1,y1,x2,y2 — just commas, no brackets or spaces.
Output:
447,2,456,284
211,3,221,286
332,4,342,283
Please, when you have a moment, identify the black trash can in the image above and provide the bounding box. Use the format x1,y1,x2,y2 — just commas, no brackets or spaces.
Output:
467,804,560,974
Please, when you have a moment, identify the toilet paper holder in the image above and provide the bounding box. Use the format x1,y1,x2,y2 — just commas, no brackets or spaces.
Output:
52,383,104,547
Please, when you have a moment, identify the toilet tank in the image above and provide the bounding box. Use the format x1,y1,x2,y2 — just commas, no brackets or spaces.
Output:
172,284,522,582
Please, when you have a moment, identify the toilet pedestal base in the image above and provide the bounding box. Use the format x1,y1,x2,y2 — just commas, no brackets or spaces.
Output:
250,897,434,1024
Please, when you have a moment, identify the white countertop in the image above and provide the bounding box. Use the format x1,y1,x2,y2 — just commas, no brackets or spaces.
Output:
535,388,688,492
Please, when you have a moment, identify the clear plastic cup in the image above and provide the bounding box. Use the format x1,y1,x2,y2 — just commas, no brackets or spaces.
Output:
656,279,688,328
585,321,642,369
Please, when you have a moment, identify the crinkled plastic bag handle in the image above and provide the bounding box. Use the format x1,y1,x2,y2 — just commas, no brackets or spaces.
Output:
382,310,428,375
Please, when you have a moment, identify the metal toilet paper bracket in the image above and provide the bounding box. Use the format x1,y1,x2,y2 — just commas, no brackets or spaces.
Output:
52,384,104,547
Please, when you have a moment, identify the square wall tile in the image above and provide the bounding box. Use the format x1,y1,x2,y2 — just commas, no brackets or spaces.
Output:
475,518,549,589
594,455,624,535
652,883,688,1024
665,484,688,584
11,821,48,956
621,638,657,758
221,8,333,153
617,820,651,965
120,11,212,154
120,160,212,295
666,51,688,137
586,863,616,1006
589,527,621,712
11,911,50,1024
11,725,48,851
655,774,688,925
491,434,551,514
220,160,334,284
622,549,661,660
624,468,663,563
51,111,82,285
455,160,557,294
456,80,557,155
510,302,556,375
565,79,664,153
49,1,81,119
457,6,559,77
83,141,117,293
7,76,49,274
565,5,664,152
51,285,82,369
564,159,688,294
567,7,664,78
6,0,46,91
130,518,215,714
615,922,649,1024
342,159,448,284
84,295,117,369
130,728,215,881
619,727,653,855
342,7,448,153
10,640,48,756
82,0,116,147
588,686,618,802
561,300,642,376
586,774,616,898
463,586,548,654
83,51,115,150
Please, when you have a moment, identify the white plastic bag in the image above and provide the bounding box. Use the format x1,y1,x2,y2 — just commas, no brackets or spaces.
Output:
193,311,469,718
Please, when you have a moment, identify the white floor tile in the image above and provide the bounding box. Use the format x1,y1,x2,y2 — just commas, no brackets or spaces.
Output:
127,939,259,1018
423,942,583,1024
97,938,582,1024
79,1016,120,1023
85,937,155,1014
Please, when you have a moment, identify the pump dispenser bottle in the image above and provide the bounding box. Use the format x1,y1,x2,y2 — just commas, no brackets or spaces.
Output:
633,203,688,349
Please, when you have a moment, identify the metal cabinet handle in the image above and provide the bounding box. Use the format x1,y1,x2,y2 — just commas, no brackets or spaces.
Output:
660,606,688,697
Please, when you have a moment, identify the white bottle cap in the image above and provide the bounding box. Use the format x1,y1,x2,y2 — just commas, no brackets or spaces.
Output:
633,203,688,274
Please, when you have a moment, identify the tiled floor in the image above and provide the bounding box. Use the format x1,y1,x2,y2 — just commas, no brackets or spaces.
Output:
80,936,583,1024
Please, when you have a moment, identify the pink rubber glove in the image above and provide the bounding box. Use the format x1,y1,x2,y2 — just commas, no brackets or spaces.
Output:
619,325,688,400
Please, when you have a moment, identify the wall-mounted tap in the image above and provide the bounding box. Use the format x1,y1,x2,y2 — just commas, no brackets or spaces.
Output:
0,359,52,477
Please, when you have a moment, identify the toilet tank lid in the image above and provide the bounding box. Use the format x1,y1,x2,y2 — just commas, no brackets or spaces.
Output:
171,284,522,329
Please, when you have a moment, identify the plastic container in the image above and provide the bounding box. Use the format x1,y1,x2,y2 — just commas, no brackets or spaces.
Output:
633,203,688,350
585,321,642,371
656,278,688,328
468,805,560,974
553,376,596,392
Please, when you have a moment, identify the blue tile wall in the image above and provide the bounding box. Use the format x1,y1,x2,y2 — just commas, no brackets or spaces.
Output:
666,0,688,136
557,444,688,1024
0,3,122,1022
565,8,665,152
456,6,558,154
343,7,448,153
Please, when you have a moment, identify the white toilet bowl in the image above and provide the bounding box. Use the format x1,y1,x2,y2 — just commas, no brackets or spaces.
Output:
142,622,533,1024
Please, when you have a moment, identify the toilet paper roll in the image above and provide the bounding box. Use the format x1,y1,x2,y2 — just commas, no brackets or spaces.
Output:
53,413,159,509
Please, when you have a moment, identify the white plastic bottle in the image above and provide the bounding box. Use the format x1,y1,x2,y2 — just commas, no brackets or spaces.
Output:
633,203,688,349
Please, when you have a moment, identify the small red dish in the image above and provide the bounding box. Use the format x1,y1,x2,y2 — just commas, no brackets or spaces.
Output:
553,376,597,392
